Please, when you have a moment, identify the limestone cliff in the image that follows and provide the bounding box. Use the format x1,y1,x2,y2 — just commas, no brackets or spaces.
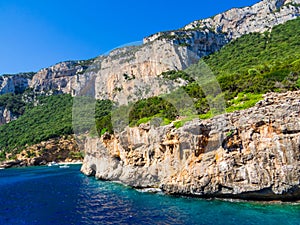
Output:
81,91,300,200
93,42,198,104
0,73,34,124
0,0,297,108
22,0,300,105
28,41,199,104
0,73,33,95
146,0,300,42
29,60,91,95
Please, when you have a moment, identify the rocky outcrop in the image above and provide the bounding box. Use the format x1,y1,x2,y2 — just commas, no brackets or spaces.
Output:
81,91,300,200
0,73,33,95
28,42,199,104
146,0,300,43
0,136,82,168
141,0,300,68
0,73,34,125
93,41,198,104
29,60,92,95
0,107,17,125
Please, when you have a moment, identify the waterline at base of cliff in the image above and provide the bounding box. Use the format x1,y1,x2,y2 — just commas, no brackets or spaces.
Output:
81,91,300,201
0,165,300,225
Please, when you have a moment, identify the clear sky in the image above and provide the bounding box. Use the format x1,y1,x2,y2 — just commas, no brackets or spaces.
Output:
0,0,259,75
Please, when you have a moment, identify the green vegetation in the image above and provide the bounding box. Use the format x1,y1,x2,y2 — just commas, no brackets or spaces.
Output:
72,97,114,136
129,96,177,126
173,115,199,128
160,70,195,83
226,93,263,113
95,100,114,135
0,94,73,158
0,93,26,115
204,17,300,100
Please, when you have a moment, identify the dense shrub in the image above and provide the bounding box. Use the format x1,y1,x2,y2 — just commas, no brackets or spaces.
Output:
0,93,26,115
0,94,73,155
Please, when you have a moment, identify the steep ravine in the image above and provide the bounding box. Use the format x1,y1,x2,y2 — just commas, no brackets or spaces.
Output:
81,91,300,201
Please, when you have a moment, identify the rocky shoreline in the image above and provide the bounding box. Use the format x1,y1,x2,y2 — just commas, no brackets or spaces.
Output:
81,91,300,201
0,160,82,169
0,136,83,169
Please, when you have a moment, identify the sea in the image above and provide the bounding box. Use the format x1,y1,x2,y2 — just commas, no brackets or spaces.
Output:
0,165,299,225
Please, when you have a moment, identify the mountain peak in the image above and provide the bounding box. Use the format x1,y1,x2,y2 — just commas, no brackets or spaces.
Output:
183,0,300,39
144,0,300,44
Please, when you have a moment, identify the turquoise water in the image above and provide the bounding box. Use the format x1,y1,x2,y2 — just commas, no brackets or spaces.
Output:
0,165,299,225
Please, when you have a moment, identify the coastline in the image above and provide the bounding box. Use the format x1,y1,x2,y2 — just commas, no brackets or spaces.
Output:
98,178,300,203
81,91,300,202
1,165,299,224
0,159,83,169
57,161,83,165
1,158,300,204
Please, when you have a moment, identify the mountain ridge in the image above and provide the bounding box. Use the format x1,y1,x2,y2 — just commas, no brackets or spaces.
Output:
145,0,300,43
2,0,300,99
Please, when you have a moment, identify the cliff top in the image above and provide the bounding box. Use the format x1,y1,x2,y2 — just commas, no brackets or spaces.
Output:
144,0,300,43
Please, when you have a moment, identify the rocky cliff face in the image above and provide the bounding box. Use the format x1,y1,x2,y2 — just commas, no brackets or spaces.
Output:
28,41,199,104
0,107,17,125
2,0,299,106
0,73,33,124
29,61,92,95
93,41,198,104
26,0,300,105
146,0,300,43
142,0,300,67
81,91,300,200
28,41,201,103
0,73,33,95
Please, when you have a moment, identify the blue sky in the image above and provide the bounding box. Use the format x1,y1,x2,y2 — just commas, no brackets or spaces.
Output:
0,0,259,75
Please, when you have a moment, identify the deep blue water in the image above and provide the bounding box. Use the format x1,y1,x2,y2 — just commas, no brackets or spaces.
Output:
0,165,299,225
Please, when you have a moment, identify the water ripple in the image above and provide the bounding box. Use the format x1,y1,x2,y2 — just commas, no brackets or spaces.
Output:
0,166,299,225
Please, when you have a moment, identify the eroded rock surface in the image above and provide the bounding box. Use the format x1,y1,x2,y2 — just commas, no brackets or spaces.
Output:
81,91,300,200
